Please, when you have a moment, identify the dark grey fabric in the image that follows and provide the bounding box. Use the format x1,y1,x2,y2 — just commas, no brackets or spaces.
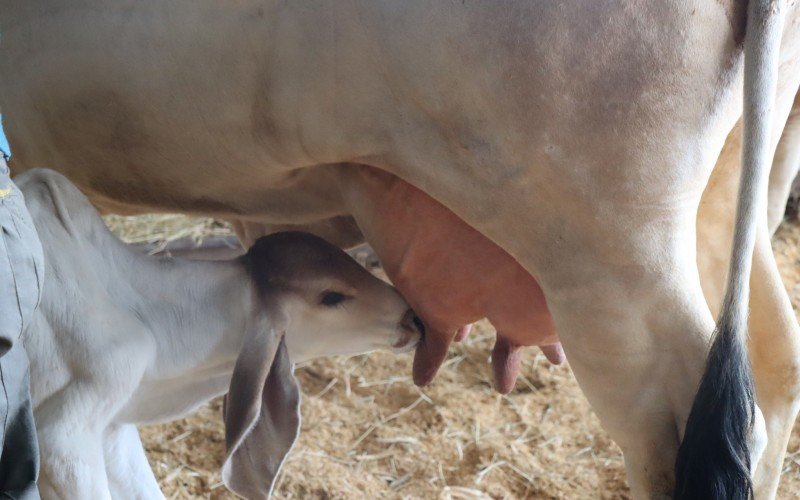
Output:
0,344,39,500
0,159,43,500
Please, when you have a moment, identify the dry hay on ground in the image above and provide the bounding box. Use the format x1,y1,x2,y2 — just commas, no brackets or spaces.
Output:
104,214,800,499
104,214,232,250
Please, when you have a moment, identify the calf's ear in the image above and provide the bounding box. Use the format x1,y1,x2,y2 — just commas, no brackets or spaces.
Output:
222,310,299,499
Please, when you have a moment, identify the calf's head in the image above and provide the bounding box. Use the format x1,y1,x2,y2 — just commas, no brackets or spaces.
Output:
222,232,422,499
246,231,422,360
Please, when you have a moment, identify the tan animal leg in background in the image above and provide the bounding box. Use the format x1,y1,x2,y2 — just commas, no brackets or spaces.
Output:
749,227,800,498
768,89,800,234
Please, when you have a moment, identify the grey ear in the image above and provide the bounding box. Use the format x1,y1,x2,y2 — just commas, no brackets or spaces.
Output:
222,311,300,499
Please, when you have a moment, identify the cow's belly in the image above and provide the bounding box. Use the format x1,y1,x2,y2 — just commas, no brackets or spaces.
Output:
1,0,749,231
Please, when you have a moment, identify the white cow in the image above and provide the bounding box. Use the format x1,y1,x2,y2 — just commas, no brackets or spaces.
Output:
18,169,422,499
2,1,799,497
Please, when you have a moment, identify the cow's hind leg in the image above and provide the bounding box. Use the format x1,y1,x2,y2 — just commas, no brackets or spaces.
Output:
534,220,756,498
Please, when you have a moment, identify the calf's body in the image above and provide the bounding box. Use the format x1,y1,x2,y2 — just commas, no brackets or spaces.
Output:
17,169,420,499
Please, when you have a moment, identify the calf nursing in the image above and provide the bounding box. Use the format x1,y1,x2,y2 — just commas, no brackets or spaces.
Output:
17,169,422,499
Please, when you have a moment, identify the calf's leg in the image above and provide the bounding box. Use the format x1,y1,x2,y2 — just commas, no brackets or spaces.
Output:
103,424,164,500
36,419,111,500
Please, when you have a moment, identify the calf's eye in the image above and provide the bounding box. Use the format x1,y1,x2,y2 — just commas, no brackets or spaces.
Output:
320,291,348,307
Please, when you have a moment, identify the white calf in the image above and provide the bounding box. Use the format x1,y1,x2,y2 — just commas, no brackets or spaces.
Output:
16,169,422,499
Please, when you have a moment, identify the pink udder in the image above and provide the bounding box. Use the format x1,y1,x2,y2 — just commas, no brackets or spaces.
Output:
346,166,562,393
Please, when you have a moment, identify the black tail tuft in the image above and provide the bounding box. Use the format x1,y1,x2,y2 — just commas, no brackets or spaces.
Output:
674,317,755,500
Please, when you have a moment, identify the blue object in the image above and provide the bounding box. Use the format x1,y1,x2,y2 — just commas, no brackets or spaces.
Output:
0,114,10,158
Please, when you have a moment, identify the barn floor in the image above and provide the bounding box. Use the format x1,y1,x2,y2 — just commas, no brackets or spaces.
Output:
104,215,800,499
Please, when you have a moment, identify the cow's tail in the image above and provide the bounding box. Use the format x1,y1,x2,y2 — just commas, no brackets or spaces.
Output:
674,1,785,498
